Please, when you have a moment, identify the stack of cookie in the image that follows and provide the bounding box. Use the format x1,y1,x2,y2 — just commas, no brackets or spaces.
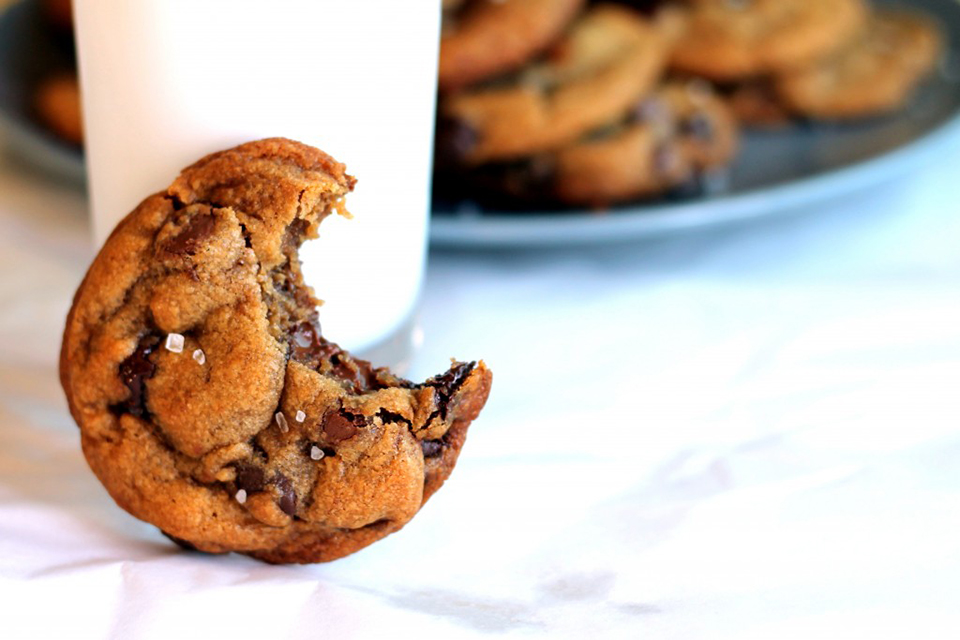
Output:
436,0,740,208
435,0,944,209
670,0,944,126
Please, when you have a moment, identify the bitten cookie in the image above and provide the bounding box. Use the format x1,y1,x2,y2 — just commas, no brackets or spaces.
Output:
670,0,868,81
439,0,586,93
474,80,738,207
60,138,492,564
774,10,943,120
438,4,668,165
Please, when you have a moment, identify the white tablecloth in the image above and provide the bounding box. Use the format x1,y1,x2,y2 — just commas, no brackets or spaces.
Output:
1,141,959,639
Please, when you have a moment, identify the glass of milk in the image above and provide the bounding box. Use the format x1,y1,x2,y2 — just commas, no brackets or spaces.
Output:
73,0,440,364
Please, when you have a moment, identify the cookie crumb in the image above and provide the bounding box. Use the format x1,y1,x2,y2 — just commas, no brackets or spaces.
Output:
192,349,206,365
310,446,325,461
275,412,289,434
235,489,248,504
295,410,306,423
164,333,184,353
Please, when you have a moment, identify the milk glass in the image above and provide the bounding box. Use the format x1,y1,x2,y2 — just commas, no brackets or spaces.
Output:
74,0,440,360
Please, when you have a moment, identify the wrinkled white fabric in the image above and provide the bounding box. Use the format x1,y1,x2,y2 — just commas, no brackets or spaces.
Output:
1,141,959,639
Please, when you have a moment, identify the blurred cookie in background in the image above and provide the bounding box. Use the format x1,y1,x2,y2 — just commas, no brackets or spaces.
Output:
439,0,586,93
444,80,738,208
670,0,868,81
33,73,82,146
774,10,943,120
438,4,668,165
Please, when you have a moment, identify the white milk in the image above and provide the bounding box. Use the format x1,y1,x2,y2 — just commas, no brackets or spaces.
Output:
74,0,440,354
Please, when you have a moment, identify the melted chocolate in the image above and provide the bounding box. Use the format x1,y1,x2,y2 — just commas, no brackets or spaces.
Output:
114,335,160,417
322,410,366,443
682,111,714,142
235,463,265,493
163,215,217,256
421,440,444,458
273,474,297,516
435,115,479,166
429,361,475,420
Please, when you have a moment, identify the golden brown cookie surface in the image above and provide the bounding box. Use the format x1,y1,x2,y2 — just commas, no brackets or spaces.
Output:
439,4,668,165
60,138,492,564
670,0,868,81
552,80,739,206
460,81,738,207
775,10,943,120
439,0,586,93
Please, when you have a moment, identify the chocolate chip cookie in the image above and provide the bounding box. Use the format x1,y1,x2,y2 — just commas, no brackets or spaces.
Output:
469,80,738,207
439,4,668,165
774,10,943,120
439,0,586,93
552,80,738,205
670,0,868,81
60,138,492,564
34,74,83,145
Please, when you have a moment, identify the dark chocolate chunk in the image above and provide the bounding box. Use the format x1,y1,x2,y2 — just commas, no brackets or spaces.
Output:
235,463,265,493
632,96,670,125
289,321,323,363
429,361,475,420
421,440,444,458
273,474,297,517
163,214,217,256
282,218,310,256
376,409,410,425
322,410,365,443
114,334,160,417
435,115,479,167
653,143,682,176
682,111,714,142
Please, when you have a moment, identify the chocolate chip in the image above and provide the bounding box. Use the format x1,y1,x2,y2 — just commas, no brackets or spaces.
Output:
289,321,322,363
163,214,217,256
322,410,365,443
435,115,479,166
282,218,310,256
506,156,556,195
653,143,682,176
428,361,475,420
376,409,410,425
632,96,670,125
682,111,714,142
421,440,443,457
114,335,160,417
235,464,265,493
273,474,297,517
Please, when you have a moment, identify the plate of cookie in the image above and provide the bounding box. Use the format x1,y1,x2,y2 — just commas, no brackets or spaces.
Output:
431,0,960,247
0,0,83,183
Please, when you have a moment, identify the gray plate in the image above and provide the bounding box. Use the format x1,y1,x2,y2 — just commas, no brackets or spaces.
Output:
430,0,960,248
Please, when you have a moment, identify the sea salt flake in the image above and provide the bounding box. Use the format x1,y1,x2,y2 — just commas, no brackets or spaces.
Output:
310,446,324,461
275,412,289,433
295,410,306,423
235,489,247,504
192,349,206,365
164,333,184,353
